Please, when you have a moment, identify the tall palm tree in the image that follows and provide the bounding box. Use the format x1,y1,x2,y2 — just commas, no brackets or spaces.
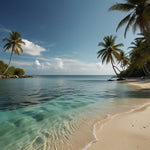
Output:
109,0,150,38
3,31,25,75
97,35,123,77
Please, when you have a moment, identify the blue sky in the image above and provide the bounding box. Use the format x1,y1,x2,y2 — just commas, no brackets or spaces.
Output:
0,0,139,75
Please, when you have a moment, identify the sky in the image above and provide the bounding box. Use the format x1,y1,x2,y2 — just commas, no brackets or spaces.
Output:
0,0,139,75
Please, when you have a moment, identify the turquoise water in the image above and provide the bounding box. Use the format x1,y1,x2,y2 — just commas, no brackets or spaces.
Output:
0,75,150,150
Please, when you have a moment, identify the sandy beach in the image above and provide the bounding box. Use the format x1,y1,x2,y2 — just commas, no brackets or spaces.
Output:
125,78,150,90
86,79,150,150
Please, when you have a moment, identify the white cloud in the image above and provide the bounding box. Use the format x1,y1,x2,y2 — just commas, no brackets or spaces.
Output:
34,60,52,70
11,60,32,66
22,39,46,56
30,58,114,75
35,60,41,66
59,61,64,69
45,62,51,66
55,58,64,70
96,62,102,69
8,58,115,75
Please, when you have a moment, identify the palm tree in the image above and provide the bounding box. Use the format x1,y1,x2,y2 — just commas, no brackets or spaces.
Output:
97,35,123,77
136,32,150,75
109,0,150,38
137,30,150,48
134,32,150,62
118,51,130,70
3,31,25,75
128,38,150,76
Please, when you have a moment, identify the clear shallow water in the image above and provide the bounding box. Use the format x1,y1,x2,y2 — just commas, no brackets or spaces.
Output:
0,75,150,150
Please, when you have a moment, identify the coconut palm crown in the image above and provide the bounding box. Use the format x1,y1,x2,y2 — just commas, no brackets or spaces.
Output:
3,31,25,75
97,35,124,76
109,0,150,38
128,38,150,75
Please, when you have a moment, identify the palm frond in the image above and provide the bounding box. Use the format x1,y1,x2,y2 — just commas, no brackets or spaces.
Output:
17,39,25,45
98,42,106,47
3,43,11,50
112,50,121,60
106,54,111,64
109,3,134,11
114,43,124,48
97,48,106,54
3,38,12,42
124,13,136,38
101,53,108,64
125,0,140,5
116,13,132,32
16,44,23,53
110,0,150,38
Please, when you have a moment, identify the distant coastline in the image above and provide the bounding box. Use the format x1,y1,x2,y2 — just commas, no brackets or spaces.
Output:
0,75,32,79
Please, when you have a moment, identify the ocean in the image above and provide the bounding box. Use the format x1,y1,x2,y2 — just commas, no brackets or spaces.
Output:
0,75,150,150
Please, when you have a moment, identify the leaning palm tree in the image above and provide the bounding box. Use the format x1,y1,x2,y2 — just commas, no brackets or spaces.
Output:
3,31,25,75
97,35,123,77
109,0,150,38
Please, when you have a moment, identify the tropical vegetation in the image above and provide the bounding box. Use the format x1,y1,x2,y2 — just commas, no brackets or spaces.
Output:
97,0,150,78
2,31,25,75
97,35,124,77
120,32,150,77
0,60,25,76
109,0,150,38
118,51,129,70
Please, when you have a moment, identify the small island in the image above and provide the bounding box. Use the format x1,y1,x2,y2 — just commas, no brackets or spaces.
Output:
0,60,32,79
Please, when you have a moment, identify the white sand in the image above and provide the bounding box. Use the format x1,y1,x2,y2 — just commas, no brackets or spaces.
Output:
126,78,150,89
86,79,150,150
87,105,150,150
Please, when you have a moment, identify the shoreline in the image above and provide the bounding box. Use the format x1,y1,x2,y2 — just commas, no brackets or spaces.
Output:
0,75,33,79
123,78,150,90
82,102,150,150
82,79,150,150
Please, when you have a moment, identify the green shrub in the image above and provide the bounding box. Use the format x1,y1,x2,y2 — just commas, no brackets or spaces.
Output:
0,60,25,76
5,66,15,75
120,65,145,77
0,61,6,74
14,68,25,76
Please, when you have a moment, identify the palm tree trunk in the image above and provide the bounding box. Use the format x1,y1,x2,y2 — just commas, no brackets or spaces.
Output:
3,50,13,75
143,64,150,76
142,65,148,76
145,23,150,48
146,23,150,34
111,60,118,77
114,66,121,72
